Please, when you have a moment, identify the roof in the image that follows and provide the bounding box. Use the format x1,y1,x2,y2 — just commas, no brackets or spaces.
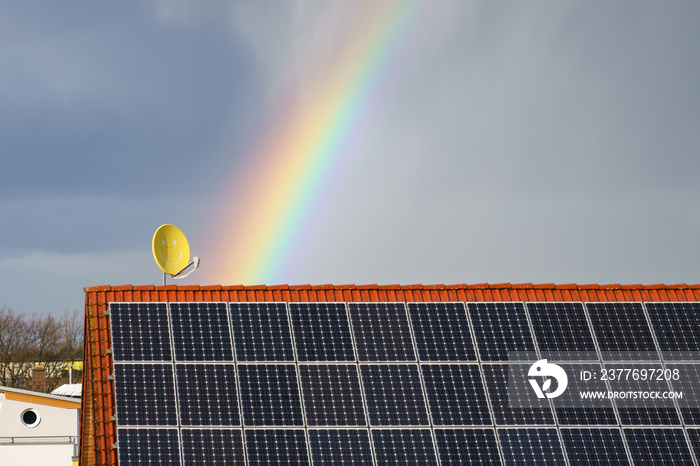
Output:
0,385,81,409
51,383,82,398
80,282,700,465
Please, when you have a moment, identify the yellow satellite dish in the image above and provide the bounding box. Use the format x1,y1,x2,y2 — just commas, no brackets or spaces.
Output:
152,224,191,276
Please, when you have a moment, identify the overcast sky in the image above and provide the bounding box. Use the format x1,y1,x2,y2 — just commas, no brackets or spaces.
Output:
2,1,699,316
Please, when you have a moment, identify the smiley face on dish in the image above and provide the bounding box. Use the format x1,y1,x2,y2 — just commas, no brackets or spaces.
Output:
152,224,191,275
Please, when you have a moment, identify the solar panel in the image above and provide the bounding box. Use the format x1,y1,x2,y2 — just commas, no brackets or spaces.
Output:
407,302,477,361
116,429,180,465
668,363,700,425
308,429,373,464
170,302,233,361
298,364,366,426
348,303,415,361
110,302,171,361
237,364,304,426
421,364,492,426
560,428,630,465
645,302,700,360
181,429,245,465
434,429,501,465
371,429,438,465
245,430,309,465
175,364,239,426
624,428,695,465
467,302,537,361
481,364,555,425
289,302,355,361
586,302,658,361
113,364,178,426
107,300,700,464
550,363,617,426
688,429,700,460
360,364,430,426
497,428,567,465
526,302,598,361
229,302,294,361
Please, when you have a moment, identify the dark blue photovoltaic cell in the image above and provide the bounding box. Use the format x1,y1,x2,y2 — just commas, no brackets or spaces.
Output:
181,429,245,465
407,302,477,361
175,364,239,426
170,303,233,361
289,303,355,361
230,302,294,361
467,303,537,361
360,364,429,426
421,364,491,426
527,302,598,361
245,430,309,465
498,429,567,466
561,428,630,465
117,429,180,465
348,303,415,361
669,363,700,425
372,429,438,465
624,428,695,465
114,364,177,426
238,364,304,426
688,429,700,461
646,302,700,360
434,429,501,465
110,303,171,361
586,303,658,360
481,364,555,425
551,363,617,426
299,364,366,426
309,429,373,465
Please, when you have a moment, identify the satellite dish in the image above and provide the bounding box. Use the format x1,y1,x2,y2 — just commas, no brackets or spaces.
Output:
152,224,191,276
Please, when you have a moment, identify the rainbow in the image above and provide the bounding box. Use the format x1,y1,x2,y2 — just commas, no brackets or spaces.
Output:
198,0,426,285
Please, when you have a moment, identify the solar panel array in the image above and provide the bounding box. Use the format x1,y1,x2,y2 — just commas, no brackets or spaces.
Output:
109,301,700,465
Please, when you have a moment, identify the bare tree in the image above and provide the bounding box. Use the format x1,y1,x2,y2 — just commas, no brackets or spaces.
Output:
0,306,83,391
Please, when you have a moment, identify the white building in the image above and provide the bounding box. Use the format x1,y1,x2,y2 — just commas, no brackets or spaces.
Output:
0,385,80,466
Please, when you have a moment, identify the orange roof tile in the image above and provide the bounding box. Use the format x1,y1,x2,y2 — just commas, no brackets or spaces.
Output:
81,282,700,465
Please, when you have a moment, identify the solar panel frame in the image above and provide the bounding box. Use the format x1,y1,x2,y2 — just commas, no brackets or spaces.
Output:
106,300,700,465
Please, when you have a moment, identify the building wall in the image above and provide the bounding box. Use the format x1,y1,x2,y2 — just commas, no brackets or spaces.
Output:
0,394,79,466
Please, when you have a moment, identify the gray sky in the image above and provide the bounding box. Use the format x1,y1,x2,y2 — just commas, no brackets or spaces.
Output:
2,1,699,316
